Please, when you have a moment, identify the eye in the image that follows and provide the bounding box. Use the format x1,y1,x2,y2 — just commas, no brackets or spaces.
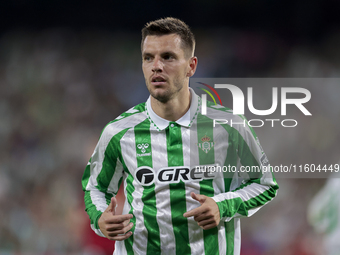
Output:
163,54,174,60
143,55,153,61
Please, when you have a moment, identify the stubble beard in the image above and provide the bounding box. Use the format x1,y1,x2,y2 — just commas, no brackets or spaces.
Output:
147,76,184,103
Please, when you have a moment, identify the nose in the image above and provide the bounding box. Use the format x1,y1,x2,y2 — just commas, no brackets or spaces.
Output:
152,57,163,72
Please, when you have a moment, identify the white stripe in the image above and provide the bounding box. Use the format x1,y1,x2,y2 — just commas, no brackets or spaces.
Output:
114,174,131,255
235,182,274,217
206,106,276,253
151,127,176,254
107,158,124,194
205,106,272,186
183,124,204,255
122,174,132,215
213,125,229,255
90,224,105,238
113,240,127,255
260,164,277,186
126,107,139,114
213,125,230,181
234,218,241,255
210,104,225,109
89,190,107,213
120,128,147,255
122,175,131,255
206,106,270,176
212,183,266,202
229,154,252,193
213,170,227,255
234,182,272,203
131,177,146,254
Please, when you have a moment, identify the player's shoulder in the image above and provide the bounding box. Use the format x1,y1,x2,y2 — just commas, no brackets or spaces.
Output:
203,100,254,135
111,102,146,123
101,102,147,137
205,100,239,119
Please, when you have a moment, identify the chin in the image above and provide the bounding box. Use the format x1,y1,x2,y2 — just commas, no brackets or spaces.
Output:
149,89,172,103
152,93,171,103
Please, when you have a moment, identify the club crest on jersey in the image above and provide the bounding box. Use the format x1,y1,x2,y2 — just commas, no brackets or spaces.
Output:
137,143,151,157
197,135,214,153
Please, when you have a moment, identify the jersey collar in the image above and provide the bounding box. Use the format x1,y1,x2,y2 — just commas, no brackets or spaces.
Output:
146,87,200,131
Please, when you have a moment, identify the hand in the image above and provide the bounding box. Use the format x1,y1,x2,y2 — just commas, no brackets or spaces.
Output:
98,196,134,241
183,192,220,230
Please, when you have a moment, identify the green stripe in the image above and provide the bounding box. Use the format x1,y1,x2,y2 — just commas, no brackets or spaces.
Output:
206,98,231,111
105,129,135,255
81,161,91,191
242,186,278,210
220,123,261,180
83,190,103,229
82,156,105,229
325,193,339,234
95,129,128,194
196,114,219,255
166,122,191,254
111,103,146,123
225,220,235,255
211,111,277,254
206,100,257,140
222,132,238,191
222,130,237,255
216,197,245,218
82,129,129,230
134,119,161,254
216,185,278,219
219,120,279,190
109,129,136,255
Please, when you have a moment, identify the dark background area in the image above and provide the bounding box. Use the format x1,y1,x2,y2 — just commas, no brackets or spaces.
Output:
1,0,340,40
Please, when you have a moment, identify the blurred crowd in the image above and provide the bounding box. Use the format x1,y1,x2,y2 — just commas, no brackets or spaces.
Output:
0,27,340,254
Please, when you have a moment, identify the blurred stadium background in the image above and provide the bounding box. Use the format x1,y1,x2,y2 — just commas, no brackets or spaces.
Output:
1,1,340,254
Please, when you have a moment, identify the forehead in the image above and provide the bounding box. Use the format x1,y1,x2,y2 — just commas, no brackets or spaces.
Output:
142,34,184,54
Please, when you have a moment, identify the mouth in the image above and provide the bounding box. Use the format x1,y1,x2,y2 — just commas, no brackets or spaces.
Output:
151,76,166,86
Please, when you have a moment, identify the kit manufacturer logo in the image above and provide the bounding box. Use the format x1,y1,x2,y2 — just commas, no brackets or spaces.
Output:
137,143,151,157
137,143,149,153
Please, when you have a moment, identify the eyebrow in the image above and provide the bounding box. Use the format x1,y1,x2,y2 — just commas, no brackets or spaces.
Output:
161,51,176,56
142,52,153,58
142,51,178,57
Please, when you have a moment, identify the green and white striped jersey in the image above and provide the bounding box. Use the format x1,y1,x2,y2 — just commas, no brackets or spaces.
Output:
82,88,279,255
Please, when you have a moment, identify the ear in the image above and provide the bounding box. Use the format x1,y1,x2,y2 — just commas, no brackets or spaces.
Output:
186,57,198,77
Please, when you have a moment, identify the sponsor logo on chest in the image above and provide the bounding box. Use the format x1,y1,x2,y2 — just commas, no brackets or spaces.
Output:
134,165,217,186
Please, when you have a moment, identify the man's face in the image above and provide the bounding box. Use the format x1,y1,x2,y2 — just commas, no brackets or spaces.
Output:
142,34,196,103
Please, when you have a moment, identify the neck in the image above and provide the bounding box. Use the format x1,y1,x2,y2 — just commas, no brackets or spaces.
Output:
150,87,191,121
